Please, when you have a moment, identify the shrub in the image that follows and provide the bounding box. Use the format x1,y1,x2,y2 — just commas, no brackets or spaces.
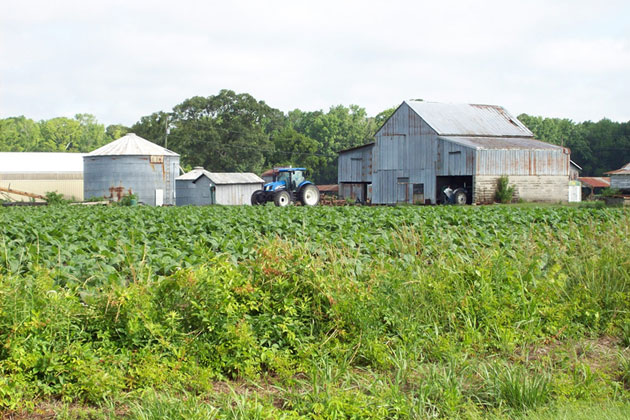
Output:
495,176,515,203
44,191,68,205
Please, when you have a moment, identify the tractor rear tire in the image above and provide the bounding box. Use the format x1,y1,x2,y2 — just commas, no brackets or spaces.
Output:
273,190,291,207
299,184,320,206
453,188,468,205
251,190,265,205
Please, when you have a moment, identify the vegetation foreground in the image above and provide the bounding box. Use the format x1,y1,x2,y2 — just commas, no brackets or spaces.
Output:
1,205,629,419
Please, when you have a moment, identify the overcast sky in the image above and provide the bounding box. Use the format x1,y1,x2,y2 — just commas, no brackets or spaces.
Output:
1,0,629,127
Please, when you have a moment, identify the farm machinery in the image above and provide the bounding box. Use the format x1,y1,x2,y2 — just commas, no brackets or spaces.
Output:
251,168,320,207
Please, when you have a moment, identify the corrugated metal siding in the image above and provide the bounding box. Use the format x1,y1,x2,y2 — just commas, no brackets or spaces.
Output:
84,155,179,205
373,104,439,204
436,138,475,176
338,144,373,183
476,149,569,176
215,183,263,205
611,174,630,190
176,177,214,206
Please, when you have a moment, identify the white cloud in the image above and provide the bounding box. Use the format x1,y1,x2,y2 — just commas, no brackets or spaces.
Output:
1,0,629,125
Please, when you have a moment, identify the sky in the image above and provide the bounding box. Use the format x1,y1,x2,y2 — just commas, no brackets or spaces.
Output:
1,0,629,127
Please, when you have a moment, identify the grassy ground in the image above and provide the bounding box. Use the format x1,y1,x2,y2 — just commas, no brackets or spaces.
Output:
0,205,629,418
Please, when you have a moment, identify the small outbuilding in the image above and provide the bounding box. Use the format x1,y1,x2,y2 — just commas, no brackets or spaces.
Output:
84,133,180,206
176,167,264,205
579,177,611,199
605,162,630,193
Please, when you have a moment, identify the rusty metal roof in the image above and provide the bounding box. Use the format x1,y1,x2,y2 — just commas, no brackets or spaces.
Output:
406,101,533,137
0,152,85,173
439,136,566,151
604,162,630,175
88,133,179,156
579,177,611,188
177,167,263,184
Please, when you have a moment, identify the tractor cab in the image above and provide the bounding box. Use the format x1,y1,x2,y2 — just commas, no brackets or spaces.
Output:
252,167,320,206
265,168,307,192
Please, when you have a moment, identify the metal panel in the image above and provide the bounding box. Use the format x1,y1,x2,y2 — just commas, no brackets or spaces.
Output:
83,154,180,205
215,183,263,205
176,177,213,206
475,149,569,176
405,101,533,137
88,134,178,156
338,143,373,183
611,174,630,190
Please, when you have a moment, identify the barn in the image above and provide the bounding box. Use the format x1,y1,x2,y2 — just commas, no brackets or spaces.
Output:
176,167,264,205
339,101,571,204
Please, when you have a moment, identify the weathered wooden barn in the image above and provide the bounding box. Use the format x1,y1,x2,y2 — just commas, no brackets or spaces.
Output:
176,167,264,205
605,162,630,192
338,101,571,204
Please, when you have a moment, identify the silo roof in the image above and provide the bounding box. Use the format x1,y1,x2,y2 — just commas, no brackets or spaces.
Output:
405,101,533,137
177,167,264,184
0,152,85,173
87,133,179,156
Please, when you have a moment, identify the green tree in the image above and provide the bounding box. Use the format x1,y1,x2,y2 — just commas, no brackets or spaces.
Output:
0,116,42,151
149,90,286,173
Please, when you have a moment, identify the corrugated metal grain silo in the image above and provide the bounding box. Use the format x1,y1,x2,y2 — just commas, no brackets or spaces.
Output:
83,133,180,206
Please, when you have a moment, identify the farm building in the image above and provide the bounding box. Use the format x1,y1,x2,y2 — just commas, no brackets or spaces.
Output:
0,152,84,202
337,143,373,203
338,101,571,204
579,177,611,199
84,133,180,206
605,162,630,192
176,167,264,205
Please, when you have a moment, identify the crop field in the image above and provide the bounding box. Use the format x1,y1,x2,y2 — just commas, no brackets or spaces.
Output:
1,205,630,419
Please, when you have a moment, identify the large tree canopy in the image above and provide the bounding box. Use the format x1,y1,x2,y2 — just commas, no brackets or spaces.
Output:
1,93,628,181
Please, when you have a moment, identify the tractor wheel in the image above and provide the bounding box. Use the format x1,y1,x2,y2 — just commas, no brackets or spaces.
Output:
453,188,468,205
273,190,291,207
251,190,265,205
299,184,320,206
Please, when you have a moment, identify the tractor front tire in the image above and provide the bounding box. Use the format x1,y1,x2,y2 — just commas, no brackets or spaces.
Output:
453,188,468,205
251,190,265,205
273,190,291,207
299,184,320,206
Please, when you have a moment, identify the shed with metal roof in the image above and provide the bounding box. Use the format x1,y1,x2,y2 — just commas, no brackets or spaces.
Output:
83,133,180,205
176,167,264,205
605,162,630,192
353,100,572,204
0,152,85,202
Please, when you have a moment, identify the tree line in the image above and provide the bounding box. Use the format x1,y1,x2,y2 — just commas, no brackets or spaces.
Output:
1,89,628,183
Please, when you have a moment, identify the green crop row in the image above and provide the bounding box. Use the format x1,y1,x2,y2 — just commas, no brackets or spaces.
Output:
0,205,629,418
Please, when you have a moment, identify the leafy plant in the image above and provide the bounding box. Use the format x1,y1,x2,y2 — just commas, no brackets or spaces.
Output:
44,191,68,205
495,175,515,203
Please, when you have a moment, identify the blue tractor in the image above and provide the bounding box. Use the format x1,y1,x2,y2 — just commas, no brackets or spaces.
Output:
251,168,320,207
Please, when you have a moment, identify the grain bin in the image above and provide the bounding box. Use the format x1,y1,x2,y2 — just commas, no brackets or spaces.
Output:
83,133,180,205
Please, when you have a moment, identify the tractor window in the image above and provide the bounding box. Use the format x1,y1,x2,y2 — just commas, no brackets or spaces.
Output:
277,172,290,183
292,171,304,186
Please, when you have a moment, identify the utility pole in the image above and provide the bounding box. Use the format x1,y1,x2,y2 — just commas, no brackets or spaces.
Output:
164,114,169,149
